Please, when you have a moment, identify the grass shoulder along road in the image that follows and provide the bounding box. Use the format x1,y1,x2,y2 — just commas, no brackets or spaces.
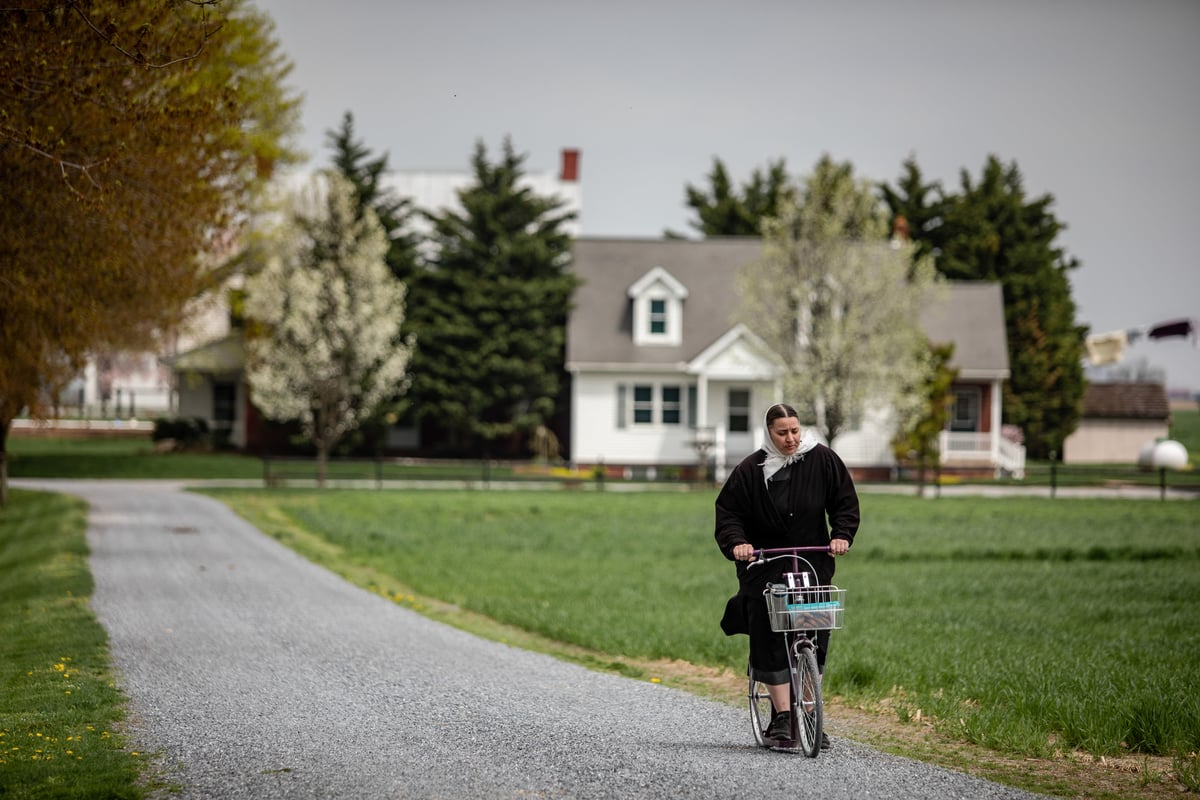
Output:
0,490,154,800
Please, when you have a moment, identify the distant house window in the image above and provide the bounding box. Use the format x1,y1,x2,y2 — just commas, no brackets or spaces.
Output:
951,388,981,432
628,266,688,346
649,299,667,335
687,385,698,429
213,382,236,444
662,385,681,424
616,384,628,429
633,385,653,424
728,389,751,433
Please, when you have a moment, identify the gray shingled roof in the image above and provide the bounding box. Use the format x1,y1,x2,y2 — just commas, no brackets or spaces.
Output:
567,237,763,367
919,282,1010,379
1080,382,1170,419
566,237,1009,378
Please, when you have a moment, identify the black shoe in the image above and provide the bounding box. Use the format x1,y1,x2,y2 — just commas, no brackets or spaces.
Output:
765,710,791,740
820,731,831,750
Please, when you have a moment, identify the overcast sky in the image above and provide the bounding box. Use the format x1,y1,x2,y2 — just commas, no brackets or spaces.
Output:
252,0,1200,393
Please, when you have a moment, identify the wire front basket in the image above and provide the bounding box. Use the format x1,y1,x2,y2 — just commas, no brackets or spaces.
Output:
764,583,845,632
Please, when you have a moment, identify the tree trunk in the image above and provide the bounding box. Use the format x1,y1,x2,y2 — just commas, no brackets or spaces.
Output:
0,420,9,509
316,442,328,489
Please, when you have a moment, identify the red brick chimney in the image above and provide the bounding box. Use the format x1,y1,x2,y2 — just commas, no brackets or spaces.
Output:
560,148,580,182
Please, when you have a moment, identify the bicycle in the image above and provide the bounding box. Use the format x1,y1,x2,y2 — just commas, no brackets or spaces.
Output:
746,546,846,757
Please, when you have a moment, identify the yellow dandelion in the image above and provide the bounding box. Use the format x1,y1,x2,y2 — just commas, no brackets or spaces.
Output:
53,664,65,672
650,677,662,684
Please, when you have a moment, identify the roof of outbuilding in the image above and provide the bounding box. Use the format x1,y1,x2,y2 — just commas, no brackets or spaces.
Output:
566,236,1009,377
1080,382,1170,419
161,334,245,374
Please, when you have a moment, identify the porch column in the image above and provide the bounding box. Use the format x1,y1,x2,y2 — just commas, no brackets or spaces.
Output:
990,381,1003,468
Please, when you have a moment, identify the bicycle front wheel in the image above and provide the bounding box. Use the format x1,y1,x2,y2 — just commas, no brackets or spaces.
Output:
791,644,822,758
748,672,772,747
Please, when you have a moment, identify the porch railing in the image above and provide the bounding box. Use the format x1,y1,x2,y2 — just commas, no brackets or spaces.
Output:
938,431,1026,478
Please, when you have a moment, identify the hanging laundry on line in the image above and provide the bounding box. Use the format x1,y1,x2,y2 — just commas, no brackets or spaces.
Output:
1084,317,1196,366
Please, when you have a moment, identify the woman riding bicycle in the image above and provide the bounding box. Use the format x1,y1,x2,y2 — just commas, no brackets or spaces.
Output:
714,403,860,748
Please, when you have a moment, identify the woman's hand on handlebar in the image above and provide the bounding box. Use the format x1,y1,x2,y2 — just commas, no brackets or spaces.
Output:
732,543,756,561
830,538,850,556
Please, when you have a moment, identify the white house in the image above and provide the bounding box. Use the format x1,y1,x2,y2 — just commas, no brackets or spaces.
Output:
565,237,1025,479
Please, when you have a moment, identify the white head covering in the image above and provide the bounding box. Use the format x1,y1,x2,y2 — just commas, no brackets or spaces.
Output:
760,406,820,485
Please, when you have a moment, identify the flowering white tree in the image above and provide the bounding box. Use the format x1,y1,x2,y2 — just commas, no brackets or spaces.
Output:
736,156,941,444
245,171,412,485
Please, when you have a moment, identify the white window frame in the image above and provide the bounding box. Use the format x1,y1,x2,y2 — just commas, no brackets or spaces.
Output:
618,381,689,427
728,388,751,433
951,387,981,432
628,266,688,346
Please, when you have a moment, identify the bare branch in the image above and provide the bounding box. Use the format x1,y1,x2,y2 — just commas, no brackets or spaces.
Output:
66,0,224,70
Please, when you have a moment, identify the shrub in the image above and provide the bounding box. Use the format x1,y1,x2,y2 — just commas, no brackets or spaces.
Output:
152,416,210,448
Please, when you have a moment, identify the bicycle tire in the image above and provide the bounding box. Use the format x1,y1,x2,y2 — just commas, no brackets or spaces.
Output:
792,644,822,758
748,670,772,747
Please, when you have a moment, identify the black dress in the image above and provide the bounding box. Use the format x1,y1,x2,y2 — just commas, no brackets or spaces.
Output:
714,444,860,682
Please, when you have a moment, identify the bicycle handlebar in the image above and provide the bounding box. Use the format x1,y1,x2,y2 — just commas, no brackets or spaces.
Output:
747,545,831,570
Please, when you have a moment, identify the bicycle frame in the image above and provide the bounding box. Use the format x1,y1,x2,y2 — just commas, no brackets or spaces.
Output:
748,546,835,757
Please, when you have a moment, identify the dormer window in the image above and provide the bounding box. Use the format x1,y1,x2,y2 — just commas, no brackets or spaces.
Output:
649,299,667,334
628,266,688,346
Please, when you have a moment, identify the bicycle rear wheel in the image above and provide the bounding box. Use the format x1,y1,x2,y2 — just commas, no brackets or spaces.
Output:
791,644,822,757
748,672,772,747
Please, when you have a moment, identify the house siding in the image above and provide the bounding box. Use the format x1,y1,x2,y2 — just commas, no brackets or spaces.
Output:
1063,418,1168,463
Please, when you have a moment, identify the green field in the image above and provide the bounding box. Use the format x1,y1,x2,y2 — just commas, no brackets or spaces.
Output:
207,488,1200,765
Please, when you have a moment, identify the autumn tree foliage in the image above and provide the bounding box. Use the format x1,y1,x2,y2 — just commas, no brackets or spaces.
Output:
244,172,413,486
0,0,300,504
737,155,941,444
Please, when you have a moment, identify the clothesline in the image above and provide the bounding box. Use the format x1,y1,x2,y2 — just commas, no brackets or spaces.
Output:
1084,317,1196,366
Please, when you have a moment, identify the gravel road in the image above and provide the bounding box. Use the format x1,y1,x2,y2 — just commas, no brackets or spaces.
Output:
19,479,1049,800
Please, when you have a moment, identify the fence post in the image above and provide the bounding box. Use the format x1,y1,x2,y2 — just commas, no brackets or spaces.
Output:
1049,451,1057,499
376,456,382,490
263,455,270,488
1160,467,1166,501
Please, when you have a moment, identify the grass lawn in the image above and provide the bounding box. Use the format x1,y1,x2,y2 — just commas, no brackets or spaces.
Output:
6,436,263,480
0,490,150,799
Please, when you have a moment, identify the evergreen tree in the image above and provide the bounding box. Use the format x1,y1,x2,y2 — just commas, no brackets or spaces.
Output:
406,138,578,455
882,155,1086,458
324,111,420,284
878,157,948,269
668,157,794,237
